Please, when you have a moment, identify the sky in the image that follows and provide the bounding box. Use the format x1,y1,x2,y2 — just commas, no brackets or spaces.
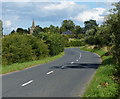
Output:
1,0,119,35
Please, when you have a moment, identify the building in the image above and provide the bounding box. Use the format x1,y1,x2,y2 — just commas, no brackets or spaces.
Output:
62,30,72,35
30,20,36,34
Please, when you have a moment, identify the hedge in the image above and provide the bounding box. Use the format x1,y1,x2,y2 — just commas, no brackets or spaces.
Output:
2,34,49,65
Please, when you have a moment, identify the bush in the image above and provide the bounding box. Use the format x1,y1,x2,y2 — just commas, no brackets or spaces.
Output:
67,34,75,38
45,33,64,56
62,35,70,47
28,36,49,60
2,34,49,65
69,40,84,47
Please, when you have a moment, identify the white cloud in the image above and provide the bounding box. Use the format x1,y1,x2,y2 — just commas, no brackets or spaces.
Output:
43,1,75,10
73,7,106,22
2,0,120,2
2,2,111,34
4,20,12,28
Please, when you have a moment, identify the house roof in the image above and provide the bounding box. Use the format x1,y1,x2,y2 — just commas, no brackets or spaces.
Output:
62,30,72,34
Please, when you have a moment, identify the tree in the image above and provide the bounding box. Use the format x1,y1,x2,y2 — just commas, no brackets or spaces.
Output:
96,25,113,46
2,33,49,65
16,28,29,34
45,33,64,56
0,20,2,36
0,20,3,36
84,19,98,34
33,25,43,36
0,20,2,65
60,20,75,33
49,25,60,33
75,25,82,34
43,27,49,33
105,2,120,77
2,34,33,64
11,30,16,34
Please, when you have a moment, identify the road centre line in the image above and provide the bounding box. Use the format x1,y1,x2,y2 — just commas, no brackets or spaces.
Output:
76,60,78,61
21,80,33,87
71,62,74,64
79,52,81,59
46,71,54,75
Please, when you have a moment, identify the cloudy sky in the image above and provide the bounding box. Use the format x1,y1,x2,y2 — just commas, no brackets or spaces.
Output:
1,0,119,34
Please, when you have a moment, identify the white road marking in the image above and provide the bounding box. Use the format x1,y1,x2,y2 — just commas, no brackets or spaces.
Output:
46,71,54,75
79,52,81,59
22,80,33,87
61,66,65,69
71,62,74,64
76,60,78,61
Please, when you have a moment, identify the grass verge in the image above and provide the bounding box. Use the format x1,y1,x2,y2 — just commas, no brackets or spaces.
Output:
80,46,119,97
1,52,64,74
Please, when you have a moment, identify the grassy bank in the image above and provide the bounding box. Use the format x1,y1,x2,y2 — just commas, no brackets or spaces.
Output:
80,46,119,97
1,52,64,74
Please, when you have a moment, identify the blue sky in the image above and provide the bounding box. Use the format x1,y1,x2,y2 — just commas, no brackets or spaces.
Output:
1,0,118,34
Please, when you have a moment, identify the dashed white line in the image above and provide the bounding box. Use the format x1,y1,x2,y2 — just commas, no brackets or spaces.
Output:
21,80,33,87
79,52,81,59
71,62,74,64
76,60,78,61
46,71,54,75
61,66,65,69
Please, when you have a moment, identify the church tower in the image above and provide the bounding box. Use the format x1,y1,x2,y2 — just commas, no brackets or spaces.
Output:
30,19,36,34
32,19,35,28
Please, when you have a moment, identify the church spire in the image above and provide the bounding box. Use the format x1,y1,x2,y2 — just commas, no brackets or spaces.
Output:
32,19,35,28
30,19,36,34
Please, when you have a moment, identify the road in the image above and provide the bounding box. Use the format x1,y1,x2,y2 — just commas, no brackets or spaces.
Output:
2,48,101,97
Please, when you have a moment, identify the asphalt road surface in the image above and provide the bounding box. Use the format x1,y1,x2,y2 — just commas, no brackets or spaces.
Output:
2,48,101,97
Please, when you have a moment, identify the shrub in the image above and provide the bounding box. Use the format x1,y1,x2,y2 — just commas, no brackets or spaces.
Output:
69,40,84,47
45,33,64,56
34,32,65,56
62,35,70,47
28,36,49,60
2,34,49,65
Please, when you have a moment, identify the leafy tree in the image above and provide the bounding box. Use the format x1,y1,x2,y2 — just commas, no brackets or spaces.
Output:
16,28,29,34
49,25,60,33
105,2,120,70
36,32,48,40
42,25,60,34
75,25,82,34
43,27,49,33
0,20,2,65
62,35,70,47
2,34,33,64
11,30,16,34
0,20,3,36
84,28,97,45
95,25,113,47
2,34,49,65
60,20,75,33
84,19,98,34
28,36,49,60
32,31,64,56
33,25,43,36
77,34,84,39
45,33,64,56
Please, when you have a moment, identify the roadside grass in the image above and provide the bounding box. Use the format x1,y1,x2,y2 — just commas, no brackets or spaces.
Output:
1,52,64,74
80,46,119,97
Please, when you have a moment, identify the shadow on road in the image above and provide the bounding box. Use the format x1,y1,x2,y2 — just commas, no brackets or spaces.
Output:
50,63,101,69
